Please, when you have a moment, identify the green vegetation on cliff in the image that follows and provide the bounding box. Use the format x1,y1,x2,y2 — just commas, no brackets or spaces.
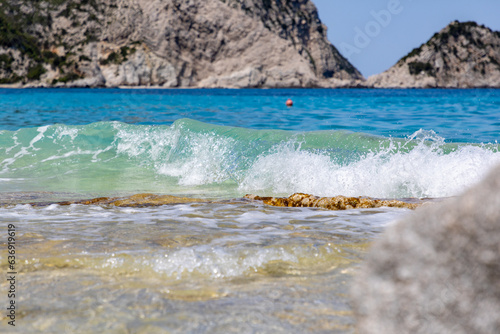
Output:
1,0,362,87
0,0,101,84
408,62,435,76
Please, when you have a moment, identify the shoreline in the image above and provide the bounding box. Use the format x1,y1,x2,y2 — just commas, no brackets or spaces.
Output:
1,84,500,90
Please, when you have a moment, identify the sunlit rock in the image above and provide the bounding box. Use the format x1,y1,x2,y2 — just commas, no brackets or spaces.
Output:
245,193,421,210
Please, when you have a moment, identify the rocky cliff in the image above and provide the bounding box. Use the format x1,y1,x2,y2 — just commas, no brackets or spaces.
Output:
367,21,500,88
0,0,363,88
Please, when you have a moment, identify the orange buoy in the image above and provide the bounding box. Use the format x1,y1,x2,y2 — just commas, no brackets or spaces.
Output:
286,99,293,107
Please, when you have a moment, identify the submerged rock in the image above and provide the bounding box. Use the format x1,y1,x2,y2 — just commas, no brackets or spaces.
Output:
20,192,421,210
351,164,500,333
54,193,209,207
245,193,421,210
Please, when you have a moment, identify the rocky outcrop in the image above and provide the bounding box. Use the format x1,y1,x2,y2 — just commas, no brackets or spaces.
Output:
0,0,363,88
245,193,421,210
19,192,421,210
351,163,500,333
367,21,500,88
36,193,210,207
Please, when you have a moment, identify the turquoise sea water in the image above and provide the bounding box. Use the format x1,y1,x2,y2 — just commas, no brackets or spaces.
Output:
2,88,500,141
1,88,499,332
2,88,500,199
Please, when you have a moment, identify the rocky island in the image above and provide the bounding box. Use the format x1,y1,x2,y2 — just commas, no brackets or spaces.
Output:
1,1,499,89
367,21,500,88
0,0,362,88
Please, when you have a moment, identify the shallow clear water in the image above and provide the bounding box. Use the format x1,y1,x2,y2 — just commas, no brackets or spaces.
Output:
0,88,499,332
2,201,403,333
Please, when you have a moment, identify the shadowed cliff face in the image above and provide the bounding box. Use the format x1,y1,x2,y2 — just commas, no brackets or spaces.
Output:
367,21,500,88
0,0,363,88
220,0,361,80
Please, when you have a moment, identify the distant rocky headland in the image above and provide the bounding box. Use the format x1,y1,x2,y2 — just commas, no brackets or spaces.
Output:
0,0,498,88
368,21,500,88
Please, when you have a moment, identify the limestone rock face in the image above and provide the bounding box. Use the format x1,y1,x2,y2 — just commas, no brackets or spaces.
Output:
351,163,500,334
367,21,500,88
0,0,362,88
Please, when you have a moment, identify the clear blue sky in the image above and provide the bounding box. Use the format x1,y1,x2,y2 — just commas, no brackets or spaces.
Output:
313,0,500,77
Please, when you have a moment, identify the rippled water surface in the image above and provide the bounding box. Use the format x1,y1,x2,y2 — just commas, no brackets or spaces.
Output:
2,88,500,142
1,201,408,333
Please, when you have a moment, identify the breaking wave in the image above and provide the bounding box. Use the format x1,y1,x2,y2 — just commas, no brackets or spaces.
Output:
1,119,499,198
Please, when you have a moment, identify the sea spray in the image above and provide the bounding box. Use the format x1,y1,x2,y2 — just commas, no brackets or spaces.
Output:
1,119,499,199
239,129,500,198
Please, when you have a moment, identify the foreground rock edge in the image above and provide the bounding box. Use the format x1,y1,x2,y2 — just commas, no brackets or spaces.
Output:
351,164,500,333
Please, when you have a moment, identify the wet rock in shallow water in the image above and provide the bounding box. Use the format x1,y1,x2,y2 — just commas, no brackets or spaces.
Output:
56,193,209,207
351,164,500,334
27,193,421,210
245,193,420,210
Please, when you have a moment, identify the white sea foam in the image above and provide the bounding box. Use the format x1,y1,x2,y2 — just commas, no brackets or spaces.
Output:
40,148,112,163
2,123,499,199
115,125,500,198
150,246,298,279
157,133,236,186
54,126,79,141
0,201,405,281
0,178,25,182
239,134,500,198
115,123,179,160
29,125,49,149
